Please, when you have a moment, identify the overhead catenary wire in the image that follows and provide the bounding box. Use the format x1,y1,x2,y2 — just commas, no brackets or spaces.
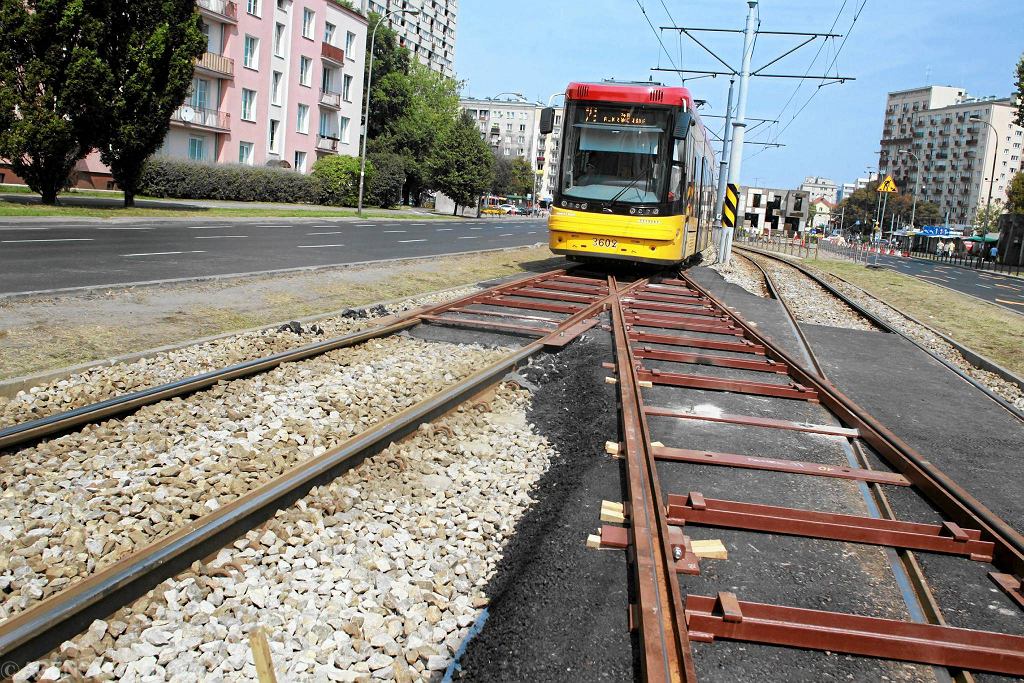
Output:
635,0,685,84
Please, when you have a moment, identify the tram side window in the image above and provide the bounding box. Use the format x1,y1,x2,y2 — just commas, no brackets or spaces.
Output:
670,139,686,206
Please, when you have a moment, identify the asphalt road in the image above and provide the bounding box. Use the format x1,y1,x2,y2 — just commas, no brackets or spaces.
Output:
871,253,1024,314
0,217,549,295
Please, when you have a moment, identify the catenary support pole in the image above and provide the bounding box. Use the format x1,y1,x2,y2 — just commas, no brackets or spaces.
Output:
713,77,736,251
719,0,758,265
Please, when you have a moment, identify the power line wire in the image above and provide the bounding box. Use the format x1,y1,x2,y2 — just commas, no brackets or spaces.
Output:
772,0,848,125
635,0,684,83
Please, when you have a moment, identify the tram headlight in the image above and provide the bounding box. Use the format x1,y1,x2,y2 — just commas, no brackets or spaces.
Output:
560,201,567,207
581,203,588,210
653,208,659,215
629,208,636,215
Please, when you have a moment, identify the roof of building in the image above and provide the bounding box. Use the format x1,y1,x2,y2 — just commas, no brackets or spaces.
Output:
810,197,836,208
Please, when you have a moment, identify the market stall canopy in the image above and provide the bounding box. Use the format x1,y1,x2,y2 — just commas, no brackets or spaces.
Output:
964,233,1000,243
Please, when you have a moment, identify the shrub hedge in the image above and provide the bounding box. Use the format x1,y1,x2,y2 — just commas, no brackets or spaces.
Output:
138,157,322,204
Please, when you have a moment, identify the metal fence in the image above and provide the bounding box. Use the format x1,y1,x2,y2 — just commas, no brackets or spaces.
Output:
736,236,819,260
904,248,1022,277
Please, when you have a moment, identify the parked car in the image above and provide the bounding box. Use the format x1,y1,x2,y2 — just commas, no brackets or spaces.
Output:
497,204,519,215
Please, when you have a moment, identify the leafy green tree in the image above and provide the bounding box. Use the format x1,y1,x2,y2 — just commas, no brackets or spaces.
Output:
510,157,535,198
1007,171,1024,213
367,151,405,208
1014,53,1024,128
0,0,107,204
428,112,494,215
491,156,514,196
313,154,372,206
94,0,205,206
364,12,412,140
836,179,941,230
974,200,1004,232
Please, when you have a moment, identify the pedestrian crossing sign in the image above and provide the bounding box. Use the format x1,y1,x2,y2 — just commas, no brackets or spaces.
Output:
876,175,898,193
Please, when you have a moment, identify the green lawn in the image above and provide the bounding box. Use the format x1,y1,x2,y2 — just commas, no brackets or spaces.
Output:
0,202,449,220
807,258,1024,376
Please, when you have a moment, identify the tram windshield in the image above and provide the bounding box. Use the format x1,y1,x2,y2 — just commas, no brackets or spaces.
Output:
560,104,670,204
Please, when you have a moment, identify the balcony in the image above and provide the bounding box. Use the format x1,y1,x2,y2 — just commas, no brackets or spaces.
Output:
319,90,342,109
316,135,340,153
196,0,237,23
196,51,234,78
171,104,230,131
321,43,345,65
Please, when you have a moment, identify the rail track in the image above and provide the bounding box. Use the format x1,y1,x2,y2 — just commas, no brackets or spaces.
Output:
3,260,1023,680
0,269,638,674
596,270,1024,680
736,245,1024,422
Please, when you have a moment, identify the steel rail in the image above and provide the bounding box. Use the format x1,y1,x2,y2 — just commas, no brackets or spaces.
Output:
681,272,1024,577
724,254,982,682
609,277,696,683
0,274,632,672
736,246,1024,422
0,269,567,451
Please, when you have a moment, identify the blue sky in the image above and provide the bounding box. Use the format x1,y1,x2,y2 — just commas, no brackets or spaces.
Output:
455,0,1024,189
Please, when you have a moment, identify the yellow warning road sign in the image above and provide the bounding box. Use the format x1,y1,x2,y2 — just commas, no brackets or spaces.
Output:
876,175,898,193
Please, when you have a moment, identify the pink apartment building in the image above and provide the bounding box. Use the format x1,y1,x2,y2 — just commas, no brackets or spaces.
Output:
0,0,367,189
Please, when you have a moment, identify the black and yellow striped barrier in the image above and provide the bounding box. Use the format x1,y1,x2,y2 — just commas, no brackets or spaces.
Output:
722,183,739,228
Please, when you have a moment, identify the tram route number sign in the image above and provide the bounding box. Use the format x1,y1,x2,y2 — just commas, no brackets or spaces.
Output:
876,175,898,193
583,106,658,126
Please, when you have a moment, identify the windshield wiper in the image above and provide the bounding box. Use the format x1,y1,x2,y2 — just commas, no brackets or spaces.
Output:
607,160,654,208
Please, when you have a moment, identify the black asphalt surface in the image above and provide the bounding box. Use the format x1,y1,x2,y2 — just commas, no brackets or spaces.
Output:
870,253,1024,314
0,217,548,295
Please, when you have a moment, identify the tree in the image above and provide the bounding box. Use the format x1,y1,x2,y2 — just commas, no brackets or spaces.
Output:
1007,171,1024,213
0,0,107,204
94,0,205,206
428,112,494,215
836,179,941,231
367,151,405,208
364,12,412,140
313,154,371,206
1014,53,1024,128
491,156,514,196
974,200,1004,233
509,157,535,198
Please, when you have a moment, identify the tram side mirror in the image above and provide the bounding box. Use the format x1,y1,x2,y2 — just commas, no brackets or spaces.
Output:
539,107,555,135
673,113,694,139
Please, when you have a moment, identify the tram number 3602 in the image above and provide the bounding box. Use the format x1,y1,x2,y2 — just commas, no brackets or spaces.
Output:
592,238,618,248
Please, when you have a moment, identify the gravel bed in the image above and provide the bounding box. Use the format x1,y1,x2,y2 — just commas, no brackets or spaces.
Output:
14,384,552,683
709,252,770,298
0,287,479,429
0,336,507,622
744,253,876,331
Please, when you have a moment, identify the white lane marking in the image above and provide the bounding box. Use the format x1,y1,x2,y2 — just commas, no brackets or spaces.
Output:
457,236,478,239
977,284,992,289
2,238,94,243
354,223,376,227
527,231,537,234
123,250,206,256
297,243,346,248
499,233,513,237
409,223,427,225
0,227,50,231
307,231,343,235
469,227,483,230
187,226,228,229
397,238,427,243
96,227,153,230
194,235,247,239
436,228,453,231
383,230,406,233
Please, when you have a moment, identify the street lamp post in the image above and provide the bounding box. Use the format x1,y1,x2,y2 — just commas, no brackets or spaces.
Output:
357,8,419,218
899,149,922,229
969,115,999,232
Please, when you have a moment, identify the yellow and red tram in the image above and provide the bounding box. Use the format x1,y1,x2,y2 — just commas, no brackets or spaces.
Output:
540,81,717,265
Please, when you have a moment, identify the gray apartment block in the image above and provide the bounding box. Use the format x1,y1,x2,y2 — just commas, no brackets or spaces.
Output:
363,0,457,76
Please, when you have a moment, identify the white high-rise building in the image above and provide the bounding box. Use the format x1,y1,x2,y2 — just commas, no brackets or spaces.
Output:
460,97,541,164
878,85,1023,225
799,176,838,205
362,0,457,76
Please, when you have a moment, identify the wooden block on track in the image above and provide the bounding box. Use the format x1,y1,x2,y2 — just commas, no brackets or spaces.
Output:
690,539,728,560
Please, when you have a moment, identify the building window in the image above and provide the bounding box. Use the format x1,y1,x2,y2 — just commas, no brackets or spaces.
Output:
239,141,254,165
276,0,285,8
243,35,259,70
340,116,350,143
189,77,210,109
294,150,307,172
296,103,309,133
345,31,355,55
299,56,312,86
274,23,286,56
246,0,259,16
302,8,315,39
188,136,206,161
241,88,256,121
342,74,352,101
271,71,283,105
324,22,336,44
269,119,280,153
